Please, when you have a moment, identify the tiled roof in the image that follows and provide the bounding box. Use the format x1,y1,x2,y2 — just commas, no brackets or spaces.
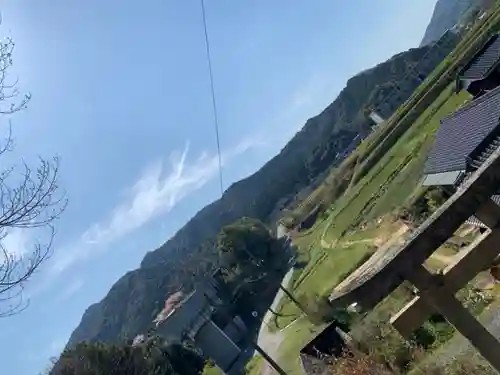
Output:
459,34,500,80
424,85,500,175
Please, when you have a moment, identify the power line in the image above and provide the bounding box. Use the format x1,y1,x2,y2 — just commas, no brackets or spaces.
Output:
198,6,285,371
200,0,224,197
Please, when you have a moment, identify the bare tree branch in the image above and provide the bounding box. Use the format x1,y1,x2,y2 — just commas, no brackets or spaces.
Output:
0,35,67,316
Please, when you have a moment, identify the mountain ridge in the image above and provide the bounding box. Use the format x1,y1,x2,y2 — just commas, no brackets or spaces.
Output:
420,0,488,46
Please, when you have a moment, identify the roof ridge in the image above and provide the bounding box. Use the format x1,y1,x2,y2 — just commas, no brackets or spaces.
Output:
441,84,500,123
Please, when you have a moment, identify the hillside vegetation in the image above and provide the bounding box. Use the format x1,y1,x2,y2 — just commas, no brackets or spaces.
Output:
66,25,460,348
48,338,205,375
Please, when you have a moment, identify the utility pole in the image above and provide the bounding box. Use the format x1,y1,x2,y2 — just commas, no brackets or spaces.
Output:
253,342,288,375
278,284,307,314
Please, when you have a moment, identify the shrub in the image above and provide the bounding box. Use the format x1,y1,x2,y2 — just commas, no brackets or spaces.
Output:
329,349,395,375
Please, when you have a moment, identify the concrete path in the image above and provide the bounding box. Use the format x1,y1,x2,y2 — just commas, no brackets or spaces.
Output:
256,267,295,375
257,268,294,347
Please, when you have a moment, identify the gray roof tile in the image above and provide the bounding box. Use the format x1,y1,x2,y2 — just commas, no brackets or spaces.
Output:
459,34,500,80
424,85,500,175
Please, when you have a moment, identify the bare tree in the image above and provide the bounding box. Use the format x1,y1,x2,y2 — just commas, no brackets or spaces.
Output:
0,36,66,317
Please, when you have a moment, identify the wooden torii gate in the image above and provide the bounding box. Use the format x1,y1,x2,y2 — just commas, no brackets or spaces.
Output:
329,146,500,372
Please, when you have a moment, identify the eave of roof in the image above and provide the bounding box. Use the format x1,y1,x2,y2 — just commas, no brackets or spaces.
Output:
423,85,500,176
458,34,500,81
422,170,464,186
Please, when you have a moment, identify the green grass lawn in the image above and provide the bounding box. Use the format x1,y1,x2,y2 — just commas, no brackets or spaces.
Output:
276,317,327,375
244,355,263,375
274,239,376,330
202,361,224,375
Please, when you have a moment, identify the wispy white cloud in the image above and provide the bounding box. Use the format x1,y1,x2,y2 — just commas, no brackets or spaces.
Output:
49,137,262,276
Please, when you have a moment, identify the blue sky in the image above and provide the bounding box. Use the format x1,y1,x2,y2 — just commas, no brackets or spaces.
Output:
0,1,436,374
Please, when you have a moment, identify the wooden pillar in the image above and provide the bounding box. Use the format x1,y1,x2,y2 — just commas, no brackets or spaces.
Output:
405,265,500,372
390,229,500,337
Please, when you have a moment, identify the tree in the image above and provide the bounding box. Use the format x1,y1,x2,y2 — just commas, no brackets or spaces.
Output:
47,339,205,375
0,35,66,316
217,217,289,325
217,218,285,290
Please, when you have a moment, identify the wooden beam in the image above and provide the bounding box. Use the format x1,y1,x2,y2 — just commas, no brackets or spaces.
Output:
406,265,500,373
390,198,500,338
475,198,500,228
390,229,500,338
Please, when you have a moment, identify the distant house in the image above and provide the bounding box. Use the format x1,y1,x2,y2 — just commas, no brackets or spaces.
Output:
154,281,248,375
456,34,500,97
423,84,500,228
368,110,385,126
